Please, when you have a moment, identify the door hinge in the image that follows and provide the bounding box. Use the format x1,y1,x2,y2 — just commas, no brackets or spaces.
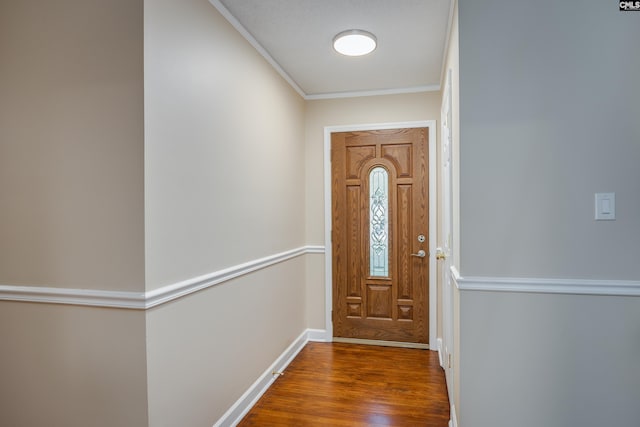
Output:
448,354,452,369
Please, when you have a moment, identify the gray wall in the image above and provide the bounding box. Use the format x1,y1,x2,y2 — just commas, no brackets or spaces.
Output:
459,291,640,427
459,0,640,279
457,1,640,426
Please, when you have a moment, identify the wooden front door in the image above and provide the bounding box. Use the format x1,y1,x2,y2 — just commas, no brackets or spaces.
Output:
331,128,429,344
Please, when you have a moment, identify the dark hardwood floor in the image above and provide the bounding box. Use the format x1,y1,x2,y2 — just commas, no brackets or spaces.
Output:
238,342,450,426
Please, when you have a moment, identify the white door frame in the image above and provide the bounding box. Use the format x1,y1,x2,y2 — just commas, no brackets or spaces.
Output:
323,121,437,350
440,69,456,404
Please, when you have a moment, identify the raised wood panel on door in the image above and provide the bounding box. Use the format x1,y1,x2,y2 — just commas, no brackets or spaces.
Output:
332,128,429,344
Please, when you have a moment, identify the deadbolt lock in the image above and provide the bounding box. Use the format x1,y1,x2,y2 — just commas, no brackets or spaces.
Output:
417,234,426,243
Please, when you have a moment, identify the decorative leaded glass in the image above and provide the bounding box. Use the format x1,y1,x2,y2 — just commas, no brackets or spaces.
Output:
369,167,389,277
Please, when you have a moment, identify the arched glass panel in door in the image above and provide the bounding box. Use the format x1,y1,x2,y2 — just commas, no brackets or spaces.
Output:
369,167,389,277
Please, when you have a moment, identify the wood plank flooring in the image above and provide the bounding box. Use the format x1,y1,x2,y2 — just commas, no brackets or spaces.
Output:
238,342,450,426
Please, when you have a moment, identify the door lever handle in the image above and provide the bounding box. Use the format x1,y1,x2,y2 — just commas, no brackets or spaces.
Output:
410,250,426,258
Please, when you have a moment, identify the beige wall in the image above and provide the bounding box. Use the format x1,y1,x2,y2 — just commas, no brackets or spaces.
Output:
304,93,440,329
0,1,463,425
146,258,305,426
0,303,148,427
144,0,305,291
143,0,307,424
0,0,145,292
0,2,148,426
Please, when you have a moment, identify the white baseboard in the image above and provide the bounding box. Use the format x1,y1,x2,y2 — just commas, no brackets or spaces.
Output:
450,404,458,427
437,338,444,368
439,339,455,427
213,328,327,427
306,328,329,342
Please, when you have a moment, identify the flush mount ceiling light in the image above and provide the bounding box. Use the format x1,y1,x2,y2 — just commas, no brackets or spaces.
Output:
333,29,377,57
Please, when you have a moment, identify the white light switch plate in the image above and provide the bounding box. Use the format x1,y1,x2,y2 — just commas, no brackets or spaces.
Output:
595,193,615,220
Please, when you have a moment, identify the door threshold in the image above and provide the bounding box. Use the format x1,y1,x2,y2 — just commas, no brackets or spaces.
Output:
332,337,429,350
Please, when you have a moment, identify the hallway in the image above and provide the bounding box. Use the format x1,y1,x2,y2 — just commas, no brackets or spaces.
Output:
239,342,449,426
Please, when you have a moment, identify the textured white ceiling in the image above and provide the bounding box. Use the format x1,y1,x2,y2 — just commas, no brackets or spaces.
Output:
215,0,452,98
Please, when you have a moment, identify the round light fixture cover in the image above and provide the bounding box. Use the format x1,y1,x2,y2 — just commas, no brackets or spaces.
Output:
333,30,377,56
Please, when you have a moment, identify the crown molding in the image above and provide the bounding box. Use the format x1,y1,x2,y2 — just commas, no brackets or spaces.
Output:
208,0,306,98
305,85,440,101
209,0,441,101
